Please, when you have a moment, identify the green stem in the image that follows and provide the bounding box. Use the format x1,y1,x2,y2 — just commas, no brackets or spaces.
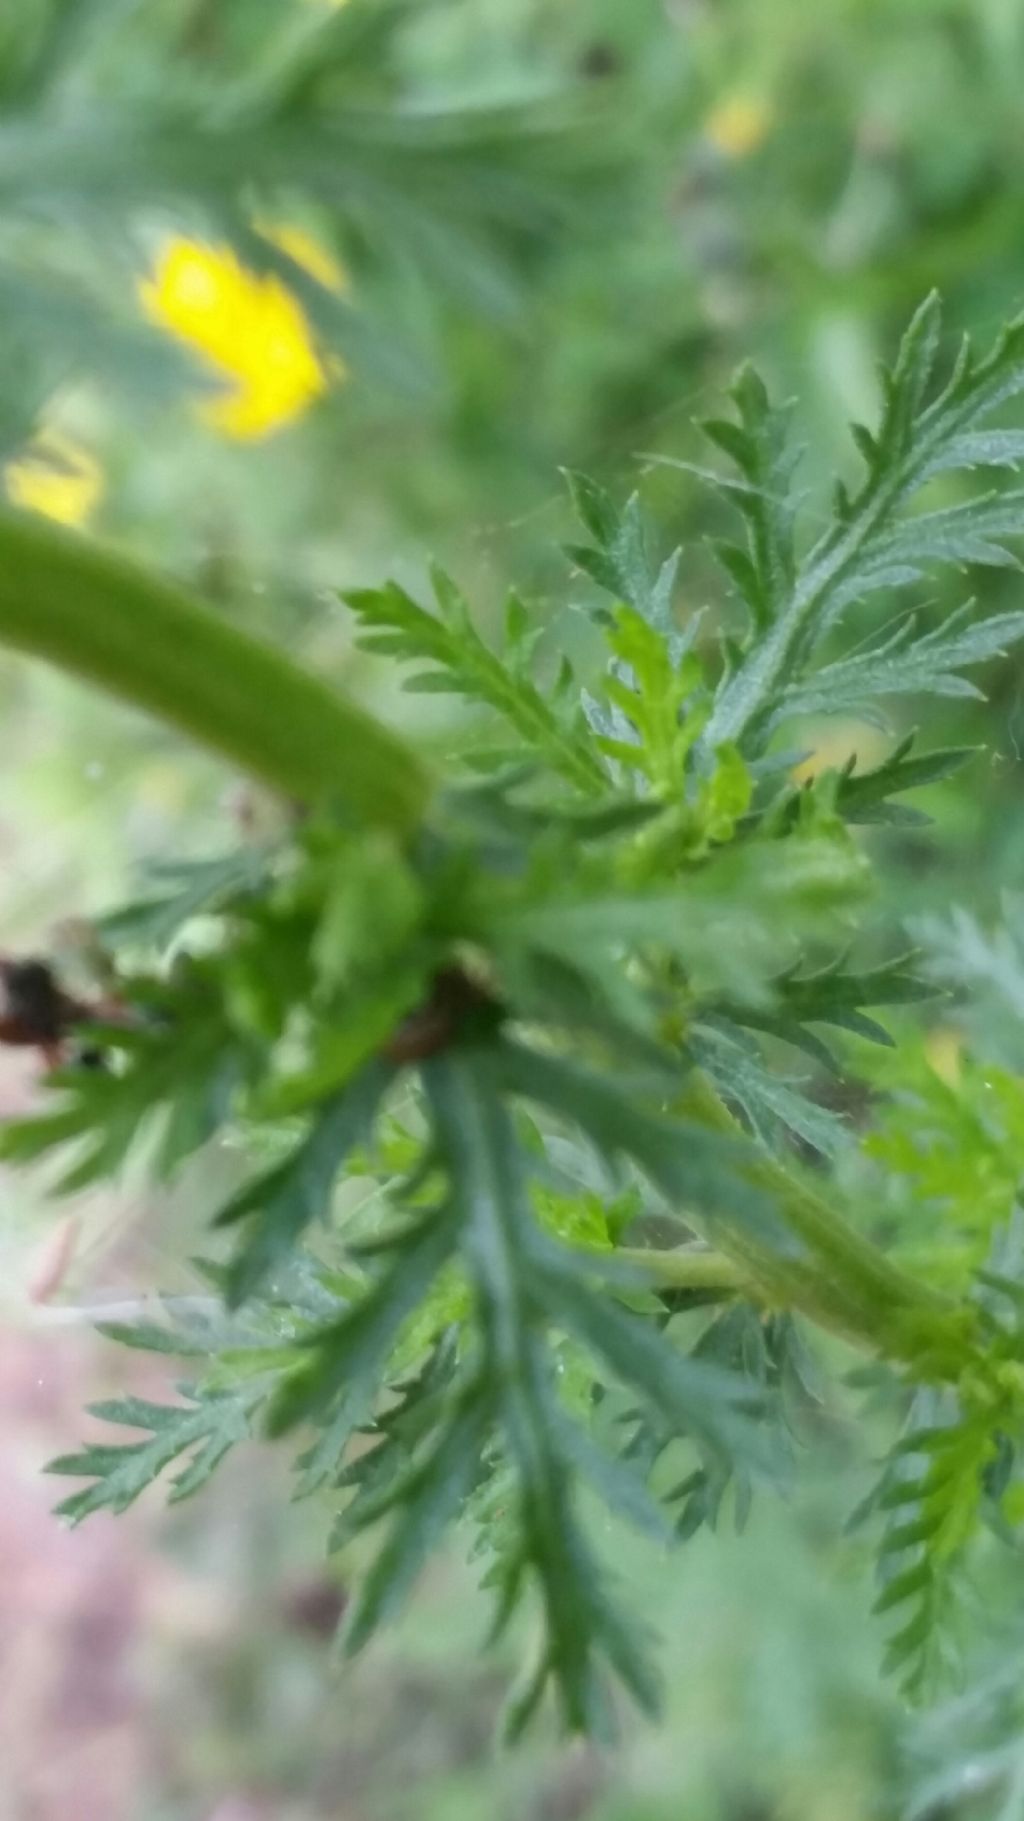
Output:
690,1074,935,1296
624,1236,962,1363
0,510,430,831
662,1075,973,1371
615,1246,749,1294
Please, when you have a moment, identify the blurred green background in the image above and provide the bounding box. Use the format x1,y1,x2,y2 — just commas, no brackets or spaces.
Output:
4,0,1024,1815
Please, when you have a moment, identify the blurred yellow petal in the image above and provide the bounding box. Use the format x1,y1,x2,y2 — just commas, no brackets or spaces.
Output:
705,94,772,160
139,235,344,441
262,222,348,294
790,723,888,786
924,1027,962,1089
6,428,104,528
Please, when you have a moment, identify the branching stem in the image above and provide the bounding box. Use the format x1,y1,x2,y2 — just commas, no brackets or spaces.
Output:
0,515,971,1375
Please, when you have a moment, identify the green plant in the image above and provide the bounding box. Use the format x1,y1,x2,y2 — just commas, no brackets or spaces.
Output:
10,296,1024,1742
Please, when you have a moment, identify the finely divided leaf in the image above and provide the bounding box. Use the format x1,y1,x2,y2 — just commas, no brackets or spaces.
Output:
564,470,686,656
775,605,1024,725
346,570,604,793
49,1383,260,1522
701,298,1024,752
215,1058,394,1306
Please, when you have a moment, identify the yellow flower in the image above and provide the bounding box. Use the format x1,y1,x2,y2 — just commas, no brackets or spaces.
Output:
924,1027,962,1089
263,223,347,293
139,228,346,440
6,428,103,527
790,723,889,787
704,94,772,160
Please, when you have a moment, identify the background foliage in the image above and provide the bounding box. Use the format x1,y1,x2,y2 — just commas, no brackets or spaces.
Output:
7,1,1024,1817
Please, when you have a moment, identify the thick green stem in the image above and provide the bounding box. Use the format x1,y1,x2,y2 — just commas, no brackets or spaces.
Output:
623,1236,966,1364
614,1086,971,1365
614,1246,749,1295
655,1075,974,1372
0,510,430,830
